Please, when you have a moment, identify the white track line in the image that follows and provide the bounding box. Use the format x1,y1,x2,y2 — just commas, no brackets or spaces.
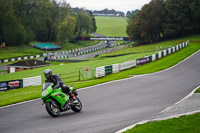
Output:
0,99,41,109
159,85,200,114
116,85,200,133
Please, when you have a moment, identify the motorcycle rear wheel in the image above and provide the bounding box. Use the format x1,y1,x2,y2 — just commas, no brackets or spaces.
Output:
71,97,82,112
45,101,60,117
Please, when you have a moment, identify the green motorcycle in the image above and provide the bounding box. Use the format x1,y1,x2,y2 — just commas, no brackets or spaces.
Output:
41,82,82,117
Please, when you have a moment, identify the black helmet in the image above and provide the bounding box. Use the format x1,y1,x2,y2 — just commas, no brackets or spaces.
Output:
44,69,52,80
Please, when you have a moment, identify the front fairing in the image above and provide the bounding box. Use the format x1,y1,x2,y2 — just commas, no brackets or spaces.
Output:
41,83,53,99
69,85,78,96
41,82,69,108
51,91,69,108
69,85,74,92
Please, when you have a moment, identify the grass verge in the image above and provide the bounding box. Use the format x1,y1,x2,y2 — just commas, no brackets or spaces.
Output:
124,112,200,133
195,87,200,93
0,35,200,107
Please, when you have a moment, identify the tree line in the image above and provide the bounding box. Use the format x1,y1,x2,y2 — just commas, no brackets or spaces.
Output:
0,0,96,46
93,8,125,17
127,0,200,44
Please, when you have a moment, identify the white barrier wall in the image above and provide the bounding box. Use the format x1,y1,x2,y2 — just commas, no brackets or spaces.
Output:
23,76,42,87
96,66,105,78
176,45,179,50
163,50,167,56
119,60,137,71
152,54,156,61
112,64,119,73
168,48,171,54
158,52,162,59
96,41,189,78
96,60,137,78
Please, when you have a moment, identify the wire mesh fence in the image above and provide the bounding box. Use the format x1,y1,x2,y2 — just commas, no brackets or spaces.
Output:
59,66,95,83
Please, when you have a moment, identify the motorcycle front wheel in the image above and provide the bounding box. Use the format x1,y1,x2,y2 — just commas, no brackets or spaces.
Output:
71,97,82,112
45,101,60,117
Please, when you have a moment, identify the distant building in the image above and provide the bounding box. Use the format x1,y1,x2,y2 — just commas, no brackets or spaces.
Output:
7,59,51,73
93,9,125,17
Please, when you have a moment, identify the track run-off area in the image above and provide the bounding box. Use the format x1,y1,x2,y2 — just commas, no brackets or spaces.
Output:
0,50,200,133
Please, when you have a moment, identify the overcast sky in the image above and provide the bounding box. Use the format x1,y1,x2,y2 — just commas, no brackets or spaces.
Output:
60,0,152,13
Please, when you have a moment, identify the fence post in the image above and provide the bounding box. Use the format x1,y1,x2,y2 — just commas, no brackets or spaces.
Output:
79,69,81,81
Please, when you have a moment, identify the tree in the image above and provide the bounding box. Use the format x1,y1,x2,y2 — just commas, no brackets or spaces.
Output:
89,11,97,32
76,10,94,36
162,0,193,38
140,1,166,43
127,1,166,44
126,10,139,17
127,13,141,43
190,0,200,34
0,0,97,46
0,0,26,45
127,0,200,44
57,15,76,45
126,11,131,17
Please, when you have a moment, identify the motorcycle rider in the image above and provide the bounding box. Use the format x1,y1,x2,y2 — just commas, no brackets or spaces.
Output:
44,69,77,104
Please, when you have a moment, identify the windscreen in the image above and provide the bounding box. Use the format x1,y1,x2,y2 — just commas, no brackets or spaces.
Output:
42,82,52,91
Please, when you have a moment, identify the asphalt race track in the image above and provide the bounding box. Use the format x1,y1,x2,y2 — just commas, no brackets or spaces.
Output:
71,44,126,59
0,50,200,133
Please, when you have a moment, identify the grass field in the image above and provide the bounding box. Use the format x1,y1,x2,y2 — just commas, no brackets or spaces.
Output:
0,41,99,60
0,35,200,107
95,16,128,37
0,44,42,59
124,112,200,133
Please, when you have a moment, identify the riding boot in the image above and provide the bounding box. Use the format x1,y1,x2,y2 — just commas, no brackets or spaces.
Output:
69,92,78,104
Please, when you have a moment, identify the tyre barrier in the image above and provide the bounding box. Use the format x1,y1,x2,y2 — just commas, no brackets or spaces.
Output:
0,53,46,64
96,41,189,78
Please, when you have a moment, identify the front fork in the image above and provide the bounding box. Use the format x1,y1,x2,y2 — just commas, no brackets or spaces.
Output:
41,99,52,106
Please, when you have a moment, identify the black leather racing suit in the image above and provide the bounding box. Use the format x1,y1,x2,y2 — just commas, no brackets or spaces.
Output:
45,74,70,94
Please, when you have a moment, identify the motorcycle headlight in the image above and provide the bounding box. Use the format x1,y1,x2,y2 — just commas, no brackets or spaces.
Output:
41,91,48,97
